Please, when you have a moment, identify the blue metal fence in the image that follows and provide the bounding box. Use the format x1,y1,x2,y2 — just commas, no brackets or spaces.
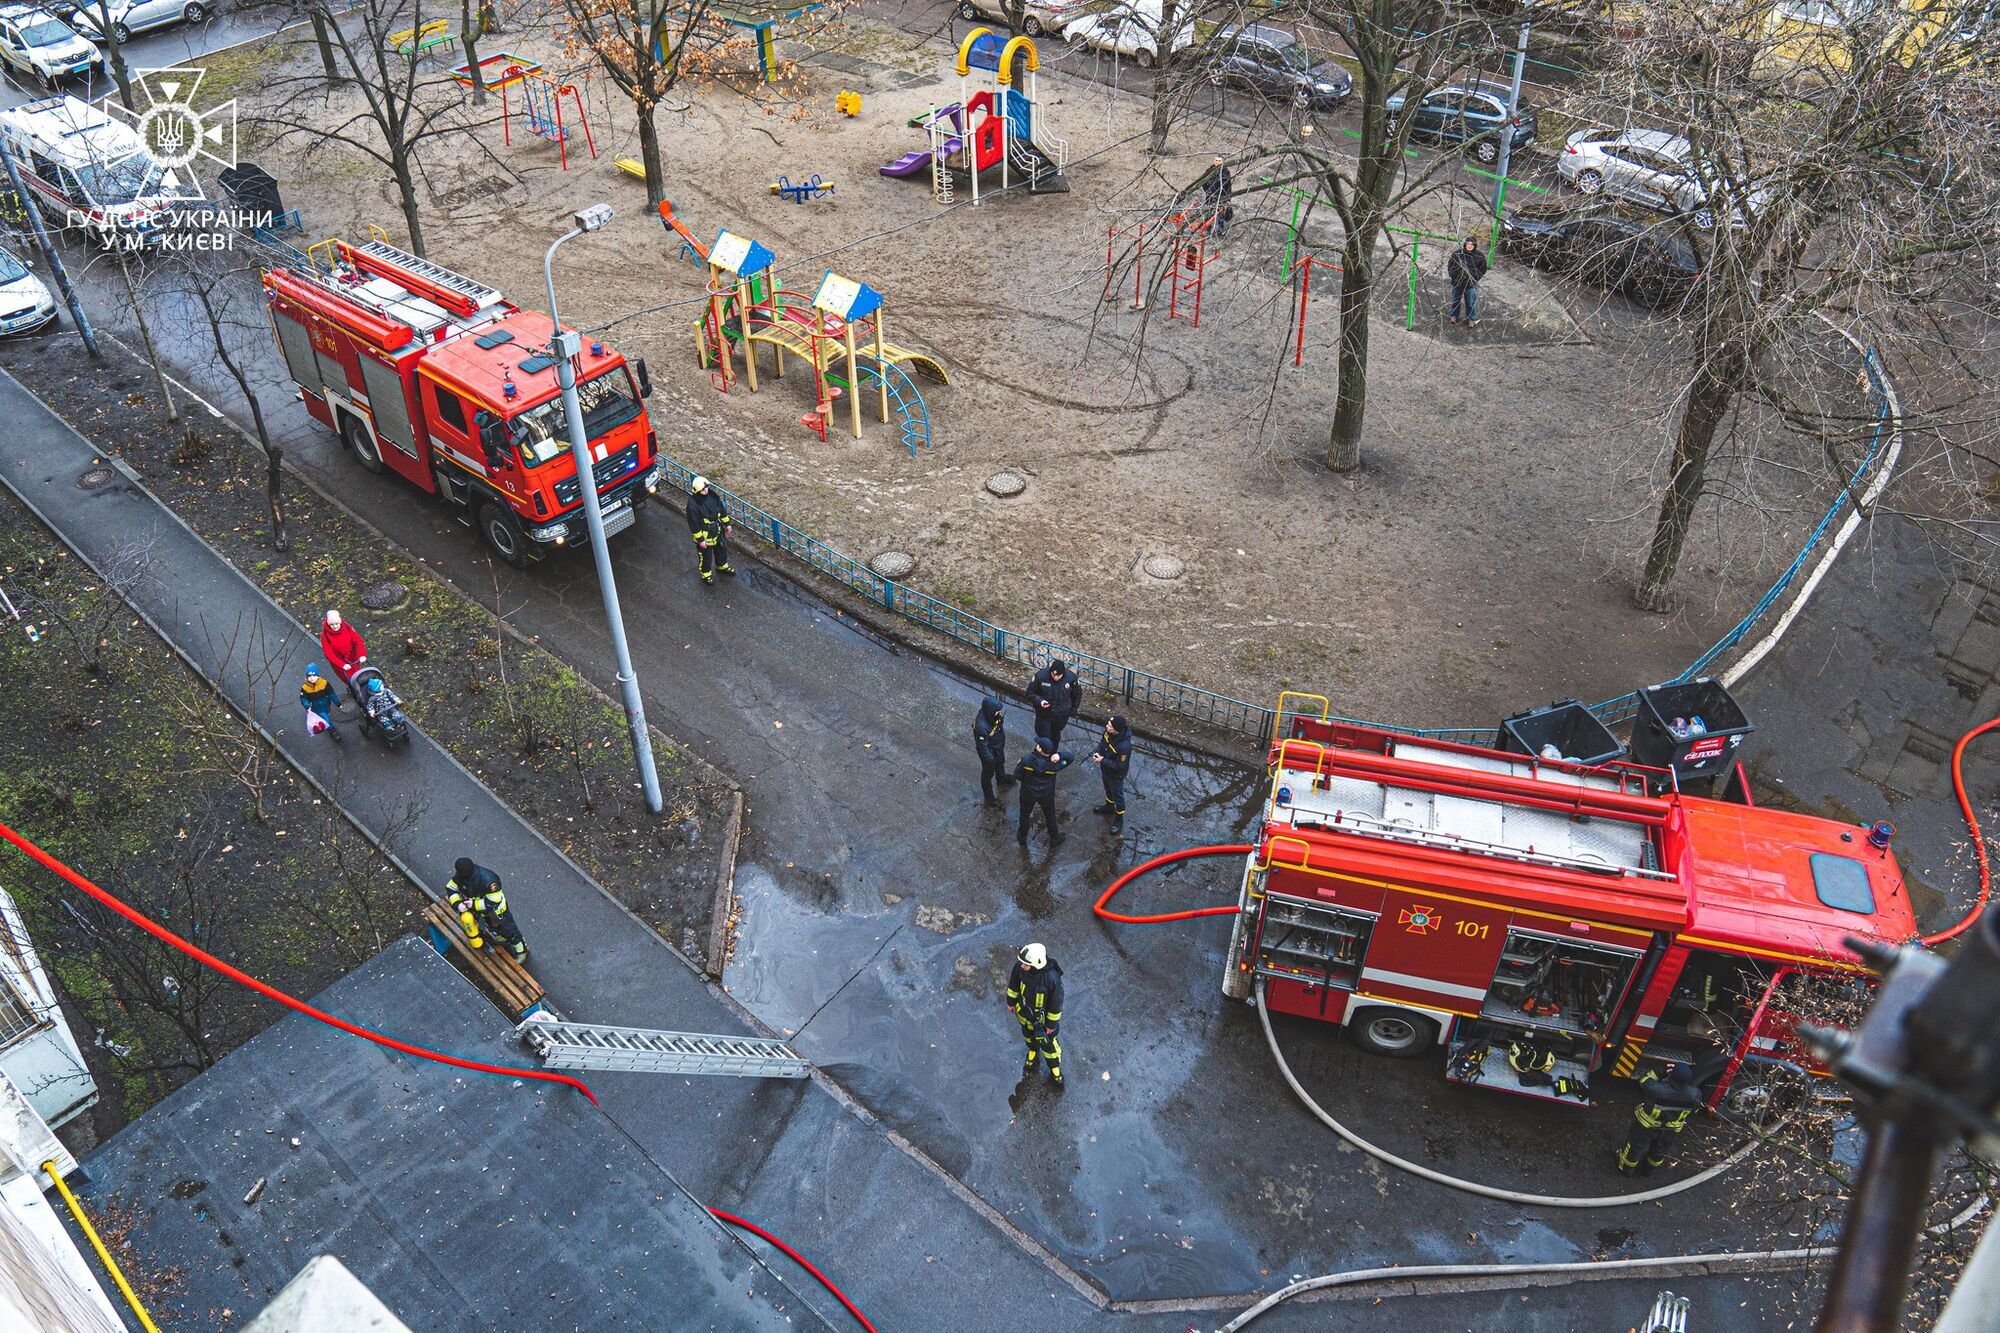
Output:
659,346,1891,747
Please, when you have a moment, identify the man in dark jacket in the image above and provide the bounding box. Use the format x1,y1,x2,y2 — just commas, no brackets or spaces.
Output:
1091,714,1132,833
1015,738,1071,847
1028,659,1082,748
1448,236,1488,325
1616,1064,1702,1176
1202,155,1233,237
686,475,734,585
1006,942,1065,1084
972,697,1015,805
446,857,529,963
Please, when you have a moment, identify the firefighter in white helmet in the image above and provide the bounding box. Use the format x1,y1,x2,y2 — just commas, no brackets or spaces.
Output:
1006,942,1065,1085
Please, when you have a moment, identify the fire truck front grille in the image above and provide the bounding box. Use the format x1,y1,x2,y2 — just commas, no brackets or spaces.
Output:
554,445,641,508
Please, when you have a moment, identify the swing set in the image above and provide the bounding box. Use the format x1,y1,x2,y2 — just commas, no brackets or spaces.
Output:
501,66,597,171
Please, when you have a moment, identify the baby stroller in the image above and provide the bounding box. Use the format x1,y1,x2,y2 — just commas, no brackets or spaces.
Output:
349,664,411,748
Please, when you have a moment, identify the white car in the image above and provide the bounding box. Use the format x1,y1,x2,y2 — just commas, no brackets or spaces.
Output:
955,0,1082,39
1559,127,1764,230
1062,5,1191,69
57,0,211,44
0,5,99,88
0,245,56,335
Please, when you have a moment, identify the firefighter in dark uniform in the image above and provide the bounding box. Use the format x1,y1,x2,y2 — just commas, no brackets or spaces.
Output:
973,697,1015,805
446,857,528,963
1028,659,1082,748
1006,942,1065,1084
1015,738,1071,847
686,475,734,585
1090,714,1132,833
1617,1063,1702,1176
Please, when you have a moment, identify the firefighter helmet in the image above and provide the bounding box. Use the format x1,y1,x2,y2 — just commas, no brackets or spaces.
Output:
1018,943,1047,970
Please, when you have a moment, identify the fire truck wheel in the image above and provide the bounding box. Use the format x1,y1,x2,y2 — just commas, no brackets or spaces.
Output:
479,502,530,568
1348,1008,1436,1058
340,414,385,474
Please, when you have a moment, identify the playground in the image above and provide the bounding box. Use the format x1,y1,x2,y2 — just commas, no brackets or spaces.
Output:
233,10,1862,726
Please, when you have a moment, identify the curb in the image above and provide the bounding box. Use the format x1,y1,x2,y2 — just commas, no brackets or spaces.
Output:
706,791,743,980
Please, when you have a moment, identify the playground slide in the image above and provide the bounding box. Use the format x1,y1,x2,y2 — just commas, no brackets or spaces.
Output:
880,150,931,178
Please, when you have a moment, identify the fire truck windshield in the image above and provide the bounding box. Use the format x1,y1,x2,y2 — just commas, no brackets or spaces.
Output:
509,367,641,465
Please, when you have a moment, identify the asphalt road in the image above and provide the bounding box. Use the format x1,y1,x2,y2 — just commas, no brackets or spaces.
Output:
0,3,281,112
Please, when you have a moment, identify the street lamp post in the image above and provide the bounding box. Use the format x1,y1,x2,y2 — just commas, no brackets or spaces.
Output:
545,204,663,814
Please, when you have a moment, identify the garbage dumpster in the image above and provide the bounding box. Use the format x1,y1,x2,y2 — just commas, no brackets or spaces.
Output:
1629,677,1753,787
1494,699,1624,767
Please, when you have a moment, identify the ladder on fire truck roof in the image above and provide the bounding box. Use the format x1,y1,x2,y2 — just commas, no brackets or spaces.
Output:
354,237,506,312
515,1014,811,1079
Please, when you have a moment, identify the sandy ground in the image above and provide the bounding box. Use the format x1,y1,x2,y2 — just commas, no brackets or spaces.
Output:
240,11,1862,728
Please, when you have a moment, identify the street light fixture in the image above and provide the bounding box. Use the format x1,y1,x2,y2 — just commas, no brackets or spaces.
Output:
544,204,664,814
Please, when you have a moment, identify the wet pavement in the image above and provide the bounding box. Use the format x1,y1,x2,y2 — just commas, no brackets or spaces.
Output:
31,249,1992,1324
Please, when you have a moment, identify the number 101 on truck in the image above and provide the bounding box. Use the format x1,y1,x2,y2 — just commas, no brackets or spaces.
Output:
262,236,665,566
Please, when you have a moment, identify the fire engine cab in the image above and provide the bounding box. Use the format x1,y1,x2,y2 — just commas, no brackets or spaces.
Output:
263,236,664,566
1223,696,1917,1115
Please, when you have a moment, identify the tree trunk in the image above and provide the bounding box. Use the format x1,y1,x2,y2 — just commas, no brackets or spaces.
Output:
117,258,176,424
97,9,133,110
248,397,288,553
637,102,666,210
308,10,341,83
392,152,427,257
459,0,486,105
1635,362,1739,611
1148,0,1182,155
1327,234,1376,472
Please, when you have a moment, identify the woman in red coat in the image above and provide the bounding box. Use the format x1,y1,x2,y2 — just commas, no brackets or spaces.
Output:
318,609,369,692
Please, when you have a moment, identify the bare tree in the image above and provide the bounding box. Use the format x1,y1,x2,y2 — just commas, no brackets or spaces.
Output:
75,0,135,110
174,609,305,821
154,253,290,551
1568,0,2000,608
0,531,159,678
260,0,486,256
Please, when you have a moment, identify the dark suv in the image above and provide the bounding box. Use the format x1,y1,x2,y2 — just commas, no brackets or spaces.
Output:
1384,83,1537,164
1206,24,1352,109
1500,205,1703,310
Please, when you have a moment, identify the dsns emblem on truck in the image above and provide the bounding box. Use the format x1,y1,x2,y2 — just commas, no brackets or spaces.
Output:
1400,906,1442,935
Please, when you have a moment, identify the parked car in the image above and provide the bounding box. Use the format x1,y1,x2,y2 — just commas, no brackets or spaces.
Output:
0,244,56,335
1559,126,1762,230
1384,83,1536,164
1062,4,1190,69
954,0,1080,39
1499,205,1703,310
1205,23,1352,109
52,0,210,44
0,5,98,89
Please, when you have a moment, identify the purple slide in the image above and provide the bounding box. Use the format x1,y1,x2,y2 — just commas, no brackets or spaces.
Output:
880,138,963,178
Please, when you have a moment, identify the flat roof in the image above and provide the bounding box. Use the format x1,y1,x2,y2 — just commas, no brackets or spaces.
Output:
79,938,831,1331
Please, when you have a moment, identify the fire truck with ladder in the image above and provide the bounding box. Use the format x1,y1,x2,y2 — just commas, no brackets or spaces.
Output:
1221,695,1918,1117
262,235,665,566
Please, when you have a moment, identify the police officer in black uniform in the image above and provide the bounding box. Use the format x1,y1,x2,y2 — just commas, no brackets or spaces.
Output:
686,475,734,585
1617,1064,1702,1176
972,697,1015,805
1091,714,1132,833
1015,738,1071,847
446,857,528,963
1028,659,1082,748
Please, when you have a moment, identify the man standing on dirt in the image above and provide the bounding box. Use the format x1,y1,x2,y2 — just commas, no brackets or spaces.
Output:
1202,155,1234,238
1448,236,1488,326
687,475,734,586
1015,738,1071,848
1029,658,1081,748
1006,942,1065,1086
446,857,529,963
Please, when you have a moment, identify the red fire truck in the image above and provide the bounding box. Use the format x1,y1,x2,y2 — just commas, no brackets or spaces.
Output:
1222,696,1918,1115
262,237,664,566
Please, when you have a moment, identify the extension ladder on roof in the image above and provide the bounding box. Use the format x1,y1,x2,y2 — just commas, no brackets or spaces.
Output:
357,238,506,310
516,1016,811,1078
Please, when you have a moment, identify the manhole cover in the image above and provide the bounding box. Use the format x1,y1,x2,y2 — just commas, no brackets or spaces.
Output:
1143,554,1185,581
985,471,1026,498
360,580,410,612
77,465,115,490
870,550,917,580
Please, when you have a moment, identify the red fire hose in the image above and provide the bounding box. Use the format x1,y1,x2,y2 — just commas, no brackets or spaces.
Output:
1094,844,1252,923
709,1209,879,1332
0,819,599,1106
1922,716,2000,946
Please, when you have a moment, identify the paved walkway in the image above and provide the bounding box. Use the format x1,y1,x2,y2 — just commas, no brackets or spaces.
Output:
0,367,1126,1332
